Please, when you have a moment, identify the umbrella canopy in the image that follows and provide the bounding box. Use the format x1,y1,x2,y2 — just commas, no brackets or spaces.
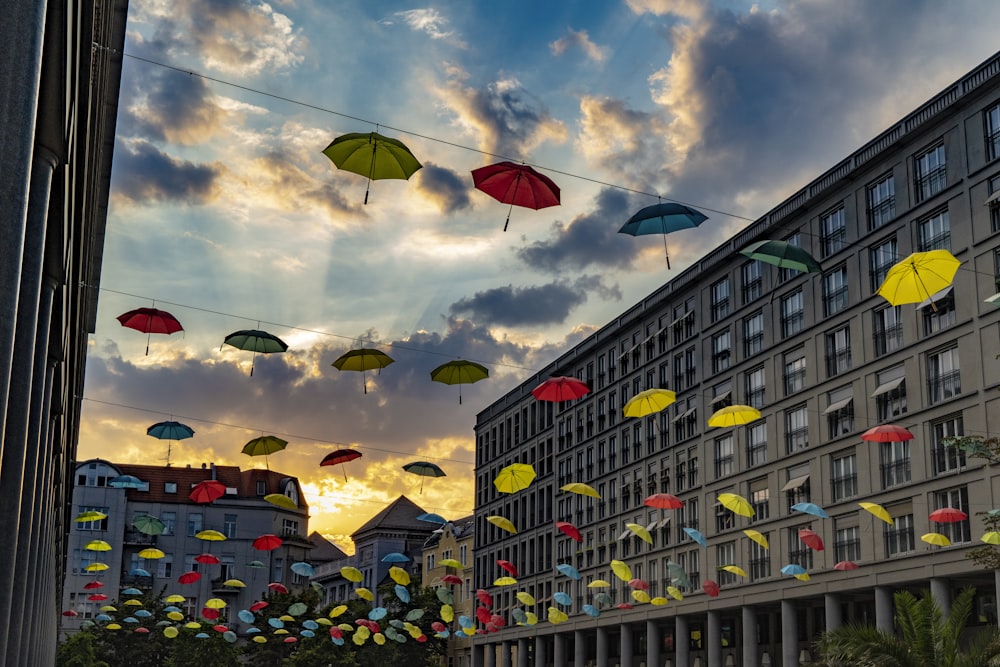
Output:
798,528,825,551
496,560,518,576
264,493,297,509
146,421,194,441
84,540,112,552
555,521,583,542
588,579,611,589
418,512,448,525
320,448,363,482
645,493,684,510
780,564,807,576
195,530,227,542
560,482,601,499
552,591,574,606
859,501,894,525
430,360,489,404
610,560,632,582
222,329,288,376
556,563,581,580
702,580,720,597
117,307,184,354
493,576,518,587
720,565,747,578
223,579,246,587
929,507,968,523
667,561,691,588
921,532,952,547
382,552,410,563
252,534,283,551
441,574,463,585
718,493,755,518
861,424,915,442
531,376,591,402
471,161,560,231
683,527,707,547
332,349,395,394
593,592,613,607
403,461,446,493
877,249,961,309
194,553,220,565
743,529,769,550
791,502,830,519
486,515,517,534
439,558,464,569
178,571,201,584
189,480,226,504
834,561,860,571
268,582,290,594
626,522,653,544
708,404,761,428
290,562,315,577
75,510,107,523
618,202,708,268
132,515,165,536
242,435,288,458
323,131,423,204
494,463,537,494
340,566,363,582
739,239,822,274
109,475,144,489
982,532,1000,545
623,388,677,419
476,589,494,607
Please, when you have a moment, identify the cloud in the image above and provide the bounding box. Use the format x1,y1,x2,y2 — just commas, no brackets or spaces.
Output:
120,68,228,146
390,8,466,47
625,0,706,20
576,96,673,189
415,162,472,213
111,140,223,205
448,276,619,327
549,28,609,63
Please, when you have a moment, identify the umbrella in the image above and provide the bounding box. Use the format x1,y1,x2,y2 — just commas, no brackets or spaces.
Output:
430,359,489,404
291,562,315,577
389,566,410,586
132,515,165,536
242,435,288,471
628,578,650,591
128,567,150,577
553,591,573,606
555,521,583,542
666,586,684,601
618,201,709,268
189,480,226,504
921,532,952,547
582,604,600,618
645,493,684,509
222,329,288,376
439,557,464,569
718,493,755,518
861,424,914,442
982,532,1000,545
493,576,518,587
556,563,581,580
75,510,107,523
496,560,518,576
798,528,825,551
486,515,517,534
531,376,590,402
667,561,690,588
269,582,290,594
402,461,446,493
702,580,720,597
246,560,266,568
252,534,283,551
418,512,448,525
494,463,536,494
547,607,569,624
560,482,601,499
441,574,463,585
264,493,297,509
194,553,221,565
683,527,707,547
780,564,806,576
626,522,653,544
859,501,894,525
195,530,226,542
471,161,560,232
739,239,822,274
320,449,363,482
322,131,422,204
332,349,395,394
109,475,144,489
223,579,246,588
791,502,830,519
708,404,761,428
743,529,769,550
588,579,610,588
877,249,961,311
623,388,677,419
178,571,201,584
719,565,747,578
116,307,183,354
146,420,195,465
340,566,363,582
476,589,494,607
929,508,968,523
84,540,111,552
593,592,613,607
834,561,859,571
382,552,410,563
83,581,104,589
610,560,632,582
84,563,109,572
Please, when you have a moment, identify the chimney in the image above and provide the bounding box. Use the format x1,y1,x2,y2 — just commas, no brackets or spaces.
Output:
201,462,207,469
211,462,216,480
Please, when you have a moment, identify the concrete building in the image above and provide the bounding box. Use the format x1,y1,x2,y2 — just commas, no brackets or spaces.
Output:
472,51,1000,667
0,1,128,663
61,460,313,632
424,515,476,667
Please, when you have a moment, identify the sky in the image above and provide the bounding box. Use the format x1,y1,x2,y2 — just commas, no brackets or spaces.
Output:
80,0,1000,553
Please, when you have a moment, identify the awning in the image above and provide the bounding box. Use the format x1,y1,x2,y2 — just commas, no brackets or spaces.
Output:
823,396,854,414
986,190,1000,206
673,407,697,423
871,376,905,398
645,521,659,533
710,391,732,406
617,529,632,542
917,286,954,310
781,474,810,492
658,517,672,529
669,310,695,328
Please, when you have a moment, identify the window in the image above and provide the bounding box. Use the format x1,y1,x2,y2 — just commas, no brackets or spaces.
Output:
821,207,846,257
746,422,767,468
831,452,857,501
918,209,950,251
934,487,971,544
990,175,1000,232
256,480,266,496
164,482,177,494
987,102,1000,162
223,514,238,539
714,434,734,479
825,386,854,439
187,513,203,536
76,506,109,531
715,501,734,533
673,396,698,443
869,237,897,293
885,512,915,557
823,265,849,316
873,365,907,421
932,414,965,475
742,261,763,304
785,405,809,454
673,347,697,391
825,325,851,377
156,554,173,579
710,278,730,322
880,440,911,488
750,478,770,521
778,233,803,282
783,350,806,396
784,464,810,511
711,330,731,373
749,534,770,581
780,289,804,338
710,380,733,411
788,525,814,570
914,143,946,202
867,172,895,230
872,304,903,356
743,311,764,358
678,497,699,543
716,542,737,585
672,299,696,344
922,289,956,334
744,366,765,409
161,512,176,536
927,345,960,403
834,524,862,563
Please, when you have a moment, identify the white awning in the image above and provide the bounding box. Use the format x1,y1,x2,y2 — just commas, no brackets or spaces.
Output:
658,517,672,529
646,521,659,533
986,190,1000,206
670,310,694,328
617,529,632,541
673,407,697,423
781,474,810,492
823,396,854,414
917,286,954,309
871,376,905,398
985,293,1000,308
710,391,732,406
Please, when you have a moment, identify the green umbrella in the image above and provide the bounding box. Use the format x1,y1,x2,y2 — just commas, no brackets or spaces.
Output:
332,349,395,394
402,461,446,493
740,239,822,274
223,329,288,376
322,131,422,204
132,515,165,536
242,435,288,470
430,360,489,404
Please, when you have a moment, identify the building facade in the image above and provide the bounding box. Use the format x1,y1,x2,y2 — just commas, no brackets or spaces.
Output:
61,460,314,632
472,52,1000,667
424,516,476,667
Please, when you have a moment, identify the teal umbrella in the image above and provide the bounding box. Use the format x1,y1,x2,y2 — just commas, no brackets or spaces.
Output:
740,239,822,274
223,329,288,376
132,514,165,536
618,202,709,268
402,461,446,493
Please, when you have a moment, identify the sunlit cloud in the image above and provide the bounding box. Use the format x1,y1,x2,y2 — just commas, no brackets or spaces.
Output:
389,8,467,48
549,28,609,63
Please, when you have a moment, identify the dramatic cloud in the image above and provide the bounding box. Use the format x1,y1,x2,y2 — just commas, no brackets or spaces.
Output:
416,162,472,213
120,68,228,146
626,0,706,20
449,276,619,327
390,8,466,47
549,28,609,63
111,140,223,204
576,96,672,189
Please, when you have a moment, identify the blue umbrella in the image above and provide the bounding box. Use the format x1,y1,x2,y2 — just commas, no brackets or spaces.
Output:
146,421,195,440
195,633,209,639
109,474,144,489
791,502,830,519
381,552,410,563
331,636,345,646
417,512,447,524
511,609,528,624
780,564,807,576
128,568,151,577
618,202,709,268
436,629,451,638
582,604,600,618
238,610,255,624
683,526,708,547
95,614,112,622
134,609,152,618
122,616,139,624
268,618,285,629
553,591,573,606
458,615,474,629
301,630,315,638
556,563,581,580
303,620,319,630
121,588,142,595
369,607,388,621
395,584,411,603
290,562,315,577
223,631,238,643
164,606,182,614
246,626,261,634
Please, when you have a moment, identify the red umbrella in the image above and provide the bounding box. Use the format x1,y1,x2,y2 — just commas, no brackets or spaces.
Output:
929,507,968,523
135,627,150,633
615,603,634,610
189,479,226,504
475,589,493,607
471,161,560,232
834,561,859,571
212,624,229,633
798,528,825,551
320,448,363,482
87,593,108,601
62,610,79,617
202,607,220,620
83,581,104,590
644,493,684,510
531,376,590,402
442,574,463,585
861,424,914,442
249,600,269,612
194,553,221,565
284,637,298,644
628,578,649,591
490,614,506,628
178,571,201,584
555,521,583,542
476,606,492,625
116,307,183,355
253,534,283,551
496,559,519,577
431,622,446,633
702,580,720,597
268,582,289,594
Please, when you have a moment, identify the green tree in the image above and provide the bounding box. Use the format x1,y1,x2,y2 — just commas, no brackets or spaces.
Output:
56,632,110,667
164,629,240,667
816,587,1000,666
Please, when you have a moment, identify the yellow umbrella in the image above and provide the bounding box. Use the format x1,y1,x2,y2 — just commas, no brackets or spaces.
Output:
194,529,226,542
494,463,537,494
560,482,601,499
138,548,165,559
626,522,653,544
525,611,538,626
708,404,761,428
877,249,961,309
314,618,333,626
651,596,669,606
252,636,267,644
610,560,632,582
439,558,464,569
100,605,117,612
494,576,518,586
204,598,227,609
223,579,246,588
163,626,179,638
859,501,894,525
329,605,348,618
622,388,676,419
720,565,747,578
122,599,143,607
75,510,108,522
164,594,186,603
106,623,122,631
487,515,518,534
631,590,651,604
921,532,951,547
279,615,295,622
373,633,386,645
718,493,755,518
337,623,354,632
982,532,1000,545
794,573,811,582
587,579,611,588
340,566,363,582
264,493,299,510
389,566,410,586
356,587,374,601
167,611,184,621
440,604,454,622
547,607,569,624
666,586,684,601
274,629,289,635
84,540,112,552
516,591,535,606
743,529,769,549
85,562,109,572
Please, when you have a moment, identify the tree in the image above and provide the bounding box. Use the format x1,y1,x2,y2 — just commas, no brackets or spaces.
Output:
56,632,109,667
816,587,1000,666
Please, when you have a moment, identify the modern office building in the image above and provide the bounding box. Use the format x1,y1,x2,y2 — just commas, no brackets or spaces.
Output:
472,51,1000,667
61,460,314,632
424,515,476,667
0,1,128,664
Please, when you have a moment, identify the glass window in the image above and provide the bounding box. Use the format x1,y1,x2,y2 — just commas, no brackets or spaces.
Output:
788,524,814,570
716,541,737,585
834,524,862,563
76,506,109,531
161,511,176,536
927,345,960,403
867,173,895,230
749,534,770,581
784,405,808,454
711,379,733,411
831,452,857,501
990,175,1000,233
922,290,956,335
932,414,965,475
743,311,764,358
223,514,238,539
711,278,730,322
880,441,911,488
780,289,804,338
918,209,951,251
711,329,731,373
825,325,851,377
873,365,907,421
934,486,971,544
823,265,849,316
885,512,915,557
821,207,846,257
187,513,203,536
714,434,734,479
869,237,898,293
872,304,903,356
746,421,767,468
164,482,177,494
742,261,762,304
825,386,854,439
783,350,806,396
778,233,803,283
914,143,946,202
987,102,1000,162
744,366,765,409
750,478,769,521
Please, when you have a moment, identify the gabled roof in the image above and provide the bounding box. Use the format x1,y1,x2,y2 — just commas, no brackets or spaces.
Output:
352,496,429,537
309,532,348,562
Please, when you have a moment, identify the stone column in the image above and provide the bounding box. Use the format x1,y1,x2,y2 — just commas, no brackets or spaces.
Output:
535,634,548,667
930,578,951,616
518,638,529,667
501,640,512,667
875,586,894,633
596,626,609,667
472,641,484,667
675,615,689,667
574,630,587,667
825,593,842,632
781,600,798,667
554,632,566,667
485,642,496,667
742,606,758,667
706,610,721,667
646,620,661,667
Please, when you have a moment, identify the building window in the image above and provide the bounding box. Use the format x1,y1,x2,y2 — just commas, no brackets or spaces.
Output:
823,265,849,316
743,311,764,358
716,542,737,585
749,535,770,581
918,209,950,251
869,237,898,293
784,405,808,454
161,511,176,536
711,330,731,373
76,506,109,531
824,386,854,439
831,452,857,502
820,206,846,257
873,365,907,421
710,278,730,322
164,482,177,494
750,479,770,521
990,175,1000,233
788,525,814,570
778,233,804,283
710,380,733,412
880,441,911,488
187,513,203,536
885,512,915,557
715,502,734,533
672,299,696,345
987,102,1000,162
914,143,946,202
673,398,698,445
223,514,238,539
825,325,851,377
742,261,763,304
783,351,806,396
714,434,734,479
872,304,903,356
934,487,971,544
867,172,895,230
780,289,804,338
927,345,960,403
922,289,956,335
744,365,766,409
256,480,266,496
932,414,966,475
834,524,862,563
673,347,697,391
746,421,767,468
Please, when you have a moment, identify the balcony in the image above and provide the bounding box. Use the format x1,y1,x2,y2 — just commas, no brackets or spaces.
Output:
212,576,241,594
281,530,313,548
123,529,157,546
120,573,153,589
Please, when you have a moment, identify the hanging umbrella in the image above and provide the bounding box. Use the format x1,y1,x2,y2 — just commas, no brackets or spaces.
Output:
128,567,150,577
195,553,221,565
739,239,822,274
666,586,684,601
496,560,518,576
83,581,104,590
84,540,112,552
556,563,581,580
439,557,464,569
136,548,164,561
644,493,684,509
332,349,395,394
471,161,560,232
560,482,601,499
702,580,720,597
626,522,653,544
791,502,830,519
593,592,613,607
291,562,315,577
708,404,761,428
323,131,423,205
666,561,691,588
531,376,591,402
382,553,410,563
618,201,709,268
388,566,410,585
338,566,362,583
493,576,518,587
109,475,144,489
628,578,650,591
555,521,583,542
861,424,914,442
494,463,536,494
178,571,201,584
720,565,747,578
877,249,961,311
552,591,574,606
610,560,632,582
264,493,297,509
743,529,769,550
402,461,446,493
859,501,894,525
921,532,952,547
486,516,517,534
588,579,611,589
269,582,290,594
582,604,600,618
132,515,165,536
320,449,364,483
189,480,227,504
798,528,825,551
146,420,195,465
85,563,109,572
430,360,489,404
834,561,859,571
982,532,1000,545
117,307,184,355
929,508,968,523
780,564,807,576
418,512,448,525
223,579,246,588
623,388,677,419
75,510,107,523
252,534,283,551
242,435,288,471
718,493,755,518
683,527,707,547
441,574,463,585
222,329,288,376
195,530,227,542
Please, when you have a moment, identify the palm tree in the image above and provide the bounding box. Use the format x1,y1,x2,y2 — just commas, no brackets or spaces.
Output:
816,586,1000,666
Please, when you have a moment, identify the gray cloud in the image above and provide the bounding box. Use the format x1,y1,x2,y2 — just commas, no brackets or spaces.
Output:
111,140,222,204
416,162,472,213
448,276,619,327
120,68,226,146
